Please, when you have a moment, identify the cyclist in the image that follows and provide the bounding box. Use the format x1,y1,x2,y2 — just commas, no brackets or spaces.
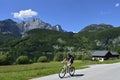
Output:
62,53,74,68
59,53,75,78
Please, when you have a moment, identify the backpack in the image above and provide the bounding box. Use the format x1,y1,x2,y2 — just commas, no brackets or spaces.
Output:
67,54,74,61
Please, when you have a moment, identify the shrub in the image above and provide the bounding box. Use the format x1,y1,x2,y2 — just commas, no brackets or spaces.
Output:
29,59,33,64
54,53,64,61
37,56,48,62
82,55,92,60
75,55,82,60
0,55,9,65
16,56,30,64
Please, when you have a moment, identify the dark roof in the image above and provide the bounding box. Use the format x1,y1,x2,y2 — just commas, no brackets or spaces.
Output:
92,51,119,57
92,51,108,56
111,51,119,56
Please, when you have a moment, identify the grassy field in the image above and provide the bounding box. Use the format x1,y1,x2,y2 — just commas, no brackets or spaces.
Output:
0,59,120,80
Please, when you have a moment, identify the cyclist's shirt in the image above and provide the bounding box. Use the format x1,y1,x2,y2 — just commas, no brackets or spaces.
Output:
67,55,74,64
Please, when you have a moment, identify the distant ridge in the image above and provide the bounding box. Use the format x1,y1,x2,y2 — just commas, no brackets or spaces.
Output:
80,24,114,32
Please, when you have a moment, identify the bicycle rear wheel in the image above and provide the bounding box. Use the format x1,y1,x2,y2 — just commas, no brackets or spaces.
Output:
69,67,75,76
58,68,66,78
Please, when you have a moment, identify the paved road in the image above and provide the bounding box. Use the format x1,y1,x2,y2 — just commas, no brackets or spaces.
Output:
31,62,120,80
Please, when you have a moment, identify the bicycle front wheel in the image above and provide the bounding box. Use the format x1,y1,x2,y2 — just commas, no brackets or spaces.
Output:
69,67,75,76
58,68,66,78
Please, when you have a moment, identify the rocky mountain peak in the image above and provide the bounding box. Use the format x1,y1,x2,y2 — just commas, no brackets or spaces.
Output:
0,18,64,35
17,18,63,33
0,19,16,25
53,25,63,31
0,19,20,35
3,19,15,23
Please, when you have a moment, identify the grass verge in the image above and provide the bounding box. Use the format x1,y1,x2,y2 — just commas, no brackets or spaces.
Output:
0,59,120,80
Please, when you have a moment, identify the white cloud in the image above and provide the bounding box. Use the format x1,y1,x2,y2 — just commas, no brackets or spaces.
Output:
13,9,38,20
115,3,120,7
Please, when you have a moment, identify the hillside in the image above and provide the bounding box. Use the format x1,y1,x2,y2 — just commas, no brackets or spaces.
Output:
9,26,120,62
8,29,78,61
0,20,120,65
81,24,114,32
77,24,120,51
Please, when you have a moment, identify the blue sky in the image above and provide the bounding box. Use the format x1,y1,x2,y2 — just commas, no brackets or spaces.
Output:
1,0,120,32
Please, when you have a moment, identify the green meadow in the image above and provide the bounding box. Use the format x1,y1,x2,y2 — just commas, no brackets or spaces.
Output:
0,60,120,80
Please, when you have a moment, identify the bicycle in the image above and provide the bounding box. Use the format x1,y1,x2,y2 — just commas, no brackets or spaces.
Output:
58,60,75,78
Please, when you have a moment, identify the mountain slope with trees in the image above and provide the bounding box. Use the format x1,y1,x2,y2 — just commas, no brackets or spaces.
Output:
0,18,120,65
6,29,78,63
76,24,120,51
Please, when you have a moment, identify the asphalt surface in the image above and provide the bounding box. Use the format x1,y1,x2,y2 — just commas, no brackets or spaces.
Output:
31,62,120,80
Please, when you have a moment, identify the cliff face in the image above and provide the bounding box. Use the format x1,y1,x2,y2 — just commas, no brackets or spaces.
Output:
17,18,63,34
0,18,64,35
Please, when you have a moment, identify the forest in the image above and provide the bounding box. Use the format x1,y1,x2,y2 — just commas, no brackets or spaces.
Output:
0,24,120,65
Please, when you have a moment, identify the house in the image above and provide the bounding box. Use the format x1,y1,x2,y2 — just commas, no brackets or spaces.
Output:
111,51,119,58
92,51,119,61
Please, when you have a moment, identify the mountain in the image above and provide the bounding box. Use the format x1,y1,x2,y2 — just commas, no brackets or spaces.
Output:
17,18,64,34
77,24,120,50
53,25,63,31
81,24,114,32
0,22,120,65
0,19,20,35
0,18,64,35
0,19,120,51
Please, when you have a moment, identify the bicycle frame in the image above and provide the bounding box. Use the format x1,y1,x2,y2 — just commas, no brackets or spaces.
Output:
59,60,75,78
61,60,70,73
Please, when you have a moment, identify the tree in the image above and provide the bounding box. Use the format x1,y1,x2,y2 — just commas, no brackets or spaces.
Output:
37,56,48,62
54,52,64,61
0,55,10,65
16,56,30,64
